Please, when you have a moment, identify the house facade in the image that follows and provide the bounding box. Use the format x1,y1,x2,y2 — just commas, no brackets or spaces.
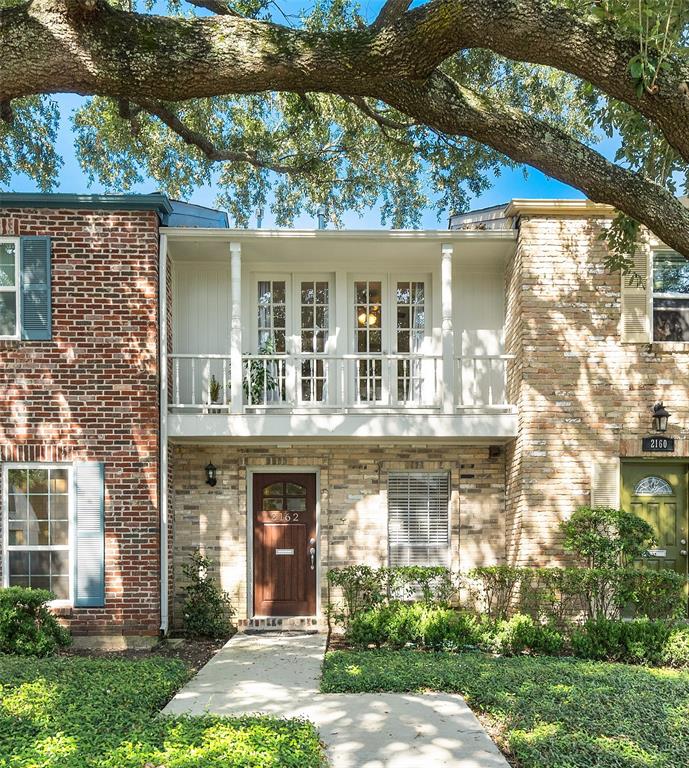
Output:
0,193,687,639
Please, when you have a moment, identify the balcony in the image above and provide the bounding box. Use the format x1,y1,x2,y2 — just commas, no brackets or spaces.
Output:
162,227,518,441
170,352,513,412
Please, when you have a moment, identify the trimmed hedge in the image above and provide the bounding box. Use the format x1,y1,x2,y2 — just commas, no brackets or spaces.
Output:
347,602,689,666
0,587,71,656
327,564,686,628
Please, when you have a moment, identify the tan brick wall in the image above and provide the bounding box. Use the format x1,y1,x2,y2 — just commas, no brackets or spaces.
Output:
506,215,689,565
170,442,506,624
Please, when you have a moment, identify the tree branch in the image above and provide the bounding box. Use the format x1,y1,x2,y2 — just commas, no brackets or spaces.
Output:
5,0,686,163
371,0,412,29
385,71,689,258
342,96,414,130
183,0,242,17
134,99,349,175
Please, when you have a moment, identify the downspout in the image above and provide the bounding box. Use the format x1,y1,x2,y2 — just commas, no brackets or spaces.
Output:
159,233,169,635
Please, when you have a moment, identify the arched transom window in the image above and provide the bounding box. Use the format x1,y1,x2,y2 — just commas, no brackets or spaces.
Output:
634,476,673,496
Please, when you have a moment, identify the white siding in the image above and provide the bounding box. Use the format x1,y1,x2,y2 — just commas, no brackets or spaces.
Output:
173,261,231,354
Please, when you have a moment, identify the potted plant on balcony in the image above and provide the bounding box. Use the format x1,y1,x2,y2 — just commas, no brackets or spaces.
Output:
243,339,280,406
206,374,223,414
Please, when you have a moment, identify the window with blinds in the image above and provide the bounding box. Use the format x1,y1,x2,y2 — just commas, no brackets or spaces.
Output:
387,472,450,566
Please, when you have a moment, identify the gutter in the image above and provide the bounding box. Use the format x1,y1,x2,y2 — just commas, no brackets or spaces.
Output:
159,233,169,635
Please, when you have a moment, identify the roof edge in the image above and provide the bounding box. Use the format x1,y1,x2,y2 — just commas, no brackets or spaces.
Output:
504,198,615,217
0,192,173,215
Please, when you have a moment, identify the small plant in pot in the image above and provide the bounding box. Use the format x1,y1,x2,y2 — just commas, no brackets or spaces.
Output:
207,374,224,413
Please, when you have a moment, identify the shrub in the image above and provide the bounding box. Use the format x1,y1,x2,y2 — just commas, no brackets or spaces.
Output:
384,601,424,649
561,506,655,568
467,565,527,620
661,625,689,667
0,586,71,656
327,566,388,626
490,613,565,656
418,608,483,651
347,604,391,648
391,566,458,605
617,568,685,619
571,617,673,664
182,550,235,638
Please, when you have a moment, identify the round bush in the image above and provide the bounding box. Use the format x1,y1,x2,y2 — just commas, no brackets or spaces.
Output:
0,587,71,656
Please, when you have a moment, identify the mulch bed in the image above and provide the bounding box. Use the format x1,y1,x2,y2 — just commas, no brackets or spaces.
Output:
62,637,227,674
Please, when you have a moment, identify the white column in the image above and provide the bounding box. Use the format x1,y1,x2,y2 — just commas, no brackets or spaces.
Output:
230,241,243,412
441,243,455,413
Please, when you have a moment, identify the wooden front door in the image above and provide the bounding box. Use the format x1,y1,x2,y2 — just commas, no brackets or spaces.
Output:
253,473,317,616
621,462,688,578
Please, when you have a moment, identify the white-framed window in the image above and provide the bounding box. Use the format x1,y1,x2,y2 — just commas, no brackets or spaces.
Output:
299,279,330,402
3,464,73,603
388,471,450,566
0,237,20,339
350,275,430,404
653,251,689,342
257,278,288,353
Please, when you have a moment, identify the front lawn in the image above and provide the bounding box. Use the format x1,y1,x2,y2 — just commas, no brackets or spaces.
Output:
0,654,324,768
322,649,689,768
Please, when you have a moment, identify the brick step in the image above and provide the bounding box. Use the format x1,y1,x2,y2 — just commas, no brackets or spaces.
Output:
238,616,325,632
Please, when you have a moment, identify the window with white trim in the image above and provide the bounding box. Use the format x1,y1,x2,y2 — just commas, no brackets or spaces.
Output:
653,251,689,341
388,472,450,566
0,238,19,339
299,280,329,402
4,466,71,600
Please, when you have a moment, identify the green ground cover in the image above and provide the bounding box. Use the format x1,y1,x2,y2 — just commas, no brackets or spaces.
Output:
322,649,689,768
0,654,324,768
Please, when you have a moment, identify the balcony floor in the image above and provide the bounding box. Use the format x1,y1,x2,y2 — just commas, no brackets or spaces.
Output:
167,410,517,441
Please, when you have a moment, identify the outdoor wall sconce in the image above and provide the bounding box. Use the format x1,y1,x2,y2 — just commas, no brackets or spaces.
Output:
205,462,218,487
652,402,670,433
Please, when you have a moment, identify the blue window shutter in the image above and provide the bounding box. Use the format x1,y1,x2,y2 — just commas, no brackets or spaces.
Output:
74,462,105,608
20,236,51,340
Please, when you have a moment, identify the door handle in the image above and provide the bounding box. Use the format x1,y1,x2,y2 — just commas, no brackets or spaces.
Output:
681,549,688,557
309,538,316,570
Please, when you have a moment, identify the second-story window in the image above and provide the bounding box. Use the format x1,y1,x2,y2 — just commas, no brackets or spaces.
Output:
355,280,383,401
0,238,19,339
396,281,425,402
653,251,689,341
257,280,286,352
300,281,329,402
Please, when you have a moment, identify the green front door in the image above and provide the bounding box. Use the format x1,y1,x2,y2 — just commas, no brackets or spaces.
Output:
621,462,688,577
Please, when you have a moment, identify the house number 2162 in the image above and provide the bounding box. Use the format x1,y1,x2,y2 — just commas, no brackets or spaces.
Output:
270,511,299,522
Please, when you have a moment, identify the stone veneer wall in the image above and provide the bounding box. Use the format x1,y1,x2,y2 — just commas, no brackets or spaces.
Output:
170,442,506,624
505,214,689,566
0,208,161,635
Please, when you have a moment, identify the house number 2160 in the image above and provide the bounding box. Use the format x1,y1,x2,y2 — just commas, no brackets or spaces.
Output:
270,511,299,522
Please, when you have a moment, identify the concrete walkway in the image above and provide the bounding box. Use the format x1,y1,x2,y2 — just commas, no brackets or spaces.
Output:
163,632,510,768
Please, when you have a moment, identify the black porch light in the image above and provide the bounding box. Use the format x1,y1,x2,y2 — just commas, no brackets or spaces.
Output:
205,461,218,487
652,402,670,433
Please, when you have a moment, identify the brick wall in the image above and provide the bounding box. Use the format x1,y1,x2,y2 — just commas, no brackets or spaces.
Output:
170,442,506,624
0,208,161,635
506,215,689,565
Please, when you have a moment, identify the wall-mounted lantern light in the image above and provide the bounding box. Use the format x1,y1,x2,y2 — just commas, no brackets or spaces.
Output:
205,462,218,487
652,402,670,433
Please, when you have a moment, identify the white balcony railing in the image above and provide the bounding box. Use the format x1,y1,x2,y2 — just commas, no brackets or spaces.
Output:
171,354,232,411
456,354,514,409
169,353,513,412
242,353,441,408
